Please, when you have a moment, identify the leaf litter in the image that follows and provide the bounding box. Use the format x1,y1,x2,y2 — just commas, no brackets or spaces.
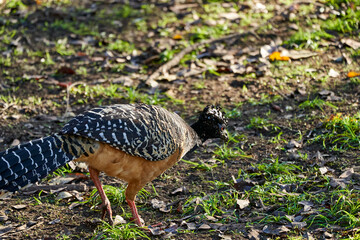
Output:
0,0,360,239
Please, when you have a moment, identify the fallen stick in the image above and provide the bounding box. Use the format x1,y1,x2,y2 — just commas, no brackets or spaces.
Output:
145,32,253,88
21,183,88,193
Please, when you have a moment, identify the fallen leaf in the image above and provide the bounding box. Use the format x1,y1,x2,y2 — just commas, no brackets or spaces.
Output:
341,38,360,49
219,233,232,239
49,176,77,185
236,199,250,209
0,212,8,222
186,222,196,230
298,201,313,212
347,71,360,78
57,82,72,88
329,177,348,189
230,64,246,74
151,199,166,209
233,179,256,191
260,45,275,58
285,50,318,60
339,168,354,179
114,215,127,225
171,186,186,195
205,215,218,222
271,104,283,112
328,68,340,77
173,34,182,40
319,167,328,175
0,225,14,235
342,52,352,64
291,221,307,229
248,228,261,240
150,199,171,212
164,224,178,233
48,218,60,225
148,227,165,236
263,225,290,235
56,191,73,200
269,51,290,61
10,139,20,147
68,202,82,210
198,223,211,230
12,204,27,210
285,139,302,149
57,66,75,75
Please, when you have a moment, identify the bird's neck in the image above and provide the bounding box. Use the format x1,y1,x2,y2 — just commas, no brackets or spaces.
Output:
191,120,207,142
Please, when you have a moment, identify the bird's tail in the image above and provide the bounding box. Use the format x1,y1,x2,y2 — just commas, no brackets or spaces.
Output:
0,134,97,192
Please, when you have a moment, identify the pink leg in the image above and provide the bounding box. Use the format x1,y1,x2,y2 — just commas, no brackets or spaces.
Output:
89,167,113,225
126,199,143,227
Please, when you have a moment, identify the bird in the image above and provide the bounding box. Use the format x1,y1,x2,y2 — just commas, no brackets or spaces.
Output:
0,103,228,227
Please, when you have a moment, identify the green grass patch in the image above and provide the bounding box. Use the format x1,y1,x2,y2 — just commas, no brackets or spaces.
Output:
284,29,334,49
299,97,338,111
213,143,251,161
108,39,135,54
51,20,99,36
93,221,150,240
183,190,239,217
313,112,360,150
247,117,280,131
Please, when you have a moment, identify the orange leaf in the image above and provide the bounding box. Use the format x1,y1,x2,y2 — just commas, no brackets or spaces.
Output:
347,71,360,78
57,82,72,88
173,34,183,40
269,51,290,61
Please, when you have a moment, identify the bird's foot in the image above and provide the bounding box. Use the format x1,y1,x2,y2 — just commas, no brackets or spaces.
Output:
99,199,113,225
129,216,144,227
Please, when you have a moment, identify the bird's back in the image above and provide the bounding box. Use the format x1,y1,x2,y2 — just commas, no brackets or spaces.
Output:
61,104,201,161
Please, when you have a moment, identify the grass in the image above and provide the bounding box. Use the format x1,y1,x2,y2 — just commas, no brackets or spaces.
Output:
299,97,338,111
108,39,135,54
213,143,252,161
1,0,360,239
182,190,239,217
247,117,280,131
284,29,334,49
92,221,150,240
313,113,360,150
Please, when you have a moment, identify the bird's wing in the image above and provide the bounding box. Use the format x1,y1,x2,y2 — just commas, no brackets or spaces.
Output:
60,104,181,161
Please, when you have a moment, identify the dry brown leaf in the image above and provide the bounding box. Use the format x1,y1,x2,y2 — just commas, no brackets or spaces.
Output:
341,38,360,49
236,199,250,209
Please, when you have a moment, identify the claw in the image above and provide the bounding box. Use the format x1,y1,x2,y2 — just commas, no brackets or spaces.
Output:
99,199,113,225
89,167,114,225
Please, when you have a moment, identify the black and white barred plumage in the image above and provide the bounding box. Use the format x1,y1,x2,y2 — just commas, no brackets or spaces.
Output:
0,104,204,192
61,104,201,161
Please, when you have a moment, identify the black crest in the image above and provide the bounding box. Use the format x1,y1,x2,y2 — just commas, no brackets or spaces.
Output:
192,105,228,141
200,105,228,125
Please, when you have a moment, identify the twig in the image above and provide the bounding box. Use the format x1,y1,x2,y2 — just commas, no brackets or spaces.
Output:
0,103,15,114
145,32,255,88
21,183,88,193
63,81,86,118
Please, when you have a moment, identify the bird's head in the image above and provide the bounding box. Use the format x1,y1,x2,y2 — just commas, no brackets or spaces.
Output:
193,105,228,142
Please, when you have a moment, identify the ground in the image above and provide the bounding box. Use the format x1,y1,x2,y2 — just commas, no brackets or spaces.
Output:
0,0,360,239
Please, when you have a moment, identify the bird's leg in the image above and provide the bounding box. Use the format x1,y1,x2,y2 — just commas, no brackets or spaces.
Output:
89,167,113,225
125,182,146,227
126,199,143,227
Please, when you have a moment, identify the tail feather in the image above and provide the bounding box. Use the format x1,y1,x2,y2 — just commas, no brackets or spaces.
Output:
0,140,40,169
0,134,77,192
0,148,61,186
1,150,74,191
